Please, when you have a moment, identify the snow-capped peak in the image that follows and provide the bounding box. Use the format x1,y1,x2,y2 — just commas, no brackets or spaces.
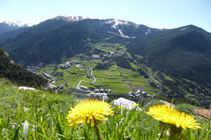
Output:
0,21,33,27
54,15,92,22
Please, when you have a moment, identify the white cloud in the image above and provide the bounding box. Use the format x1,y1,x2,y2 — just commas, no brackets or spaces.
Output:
155,25,172,29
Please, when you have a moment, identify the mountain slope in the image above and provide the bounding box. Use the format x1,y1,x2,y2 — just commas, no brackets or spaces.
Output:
1,20,104,66
0,46,48,87
128,25,211,85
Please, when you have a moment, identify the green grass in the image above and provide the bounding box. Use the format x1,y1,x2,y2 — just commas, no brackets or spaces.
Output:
133,81,145,86
80,81,96,89
100,49,113,52
0,78,14,86
130,62,138,70
143,85,155,91
93,70,111,78
0,84,209,139
164,74,175,81
102,83,130,93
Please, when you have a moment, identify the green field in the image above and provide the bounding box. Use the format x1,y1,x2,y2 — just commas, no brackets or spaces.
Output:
37,54,160,94
102,83,130,93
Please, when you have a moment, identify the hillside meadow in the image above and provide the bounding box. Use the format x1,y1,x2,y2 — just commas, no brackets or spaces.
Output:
0,83,211,140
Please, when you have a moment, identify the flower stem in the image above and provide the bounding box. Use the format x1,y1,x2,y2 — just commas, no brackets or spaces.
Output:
93,125,102,140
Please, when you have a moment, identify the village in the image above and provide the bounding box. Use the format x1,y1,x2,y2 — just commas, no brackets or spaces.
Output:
25,50,161,110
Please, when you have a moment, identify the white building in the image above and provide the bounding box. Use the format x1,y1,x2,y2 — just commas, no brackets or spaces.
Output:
113,97,139,110
92,54,100,59
80,86,88,91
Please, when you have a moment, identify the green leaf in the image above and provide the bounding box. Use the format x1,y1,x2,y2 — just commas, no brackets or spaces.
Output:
22,120,29,139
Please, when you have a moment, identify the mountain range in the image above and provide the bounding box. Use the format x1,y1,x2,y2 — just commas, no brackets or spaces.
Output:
0,16,167,66
1,16,211,104
0,21,32,34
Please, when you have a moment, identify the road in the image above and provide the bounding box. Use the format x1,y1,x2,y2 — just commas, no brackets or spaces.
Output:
90,69,96,83
76,69,96,90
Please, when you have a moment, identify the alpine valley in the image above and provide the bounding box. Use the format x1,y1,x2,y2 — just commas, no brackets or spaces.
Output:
1,16,211,106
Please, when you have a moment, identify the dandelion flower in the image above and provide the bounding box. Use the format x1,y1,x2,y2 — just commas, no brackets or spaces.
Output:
133,103,139,107
66,99,113,127
118,106,124,109
146,105,201,131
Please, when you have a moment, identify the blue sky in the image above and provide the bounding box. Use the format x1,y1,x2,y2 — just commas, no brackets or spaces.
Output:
0,0,211,32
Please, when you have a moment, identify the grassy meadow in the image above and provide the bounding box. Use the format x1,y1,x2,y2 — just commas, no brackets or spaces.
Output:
0,83,211,139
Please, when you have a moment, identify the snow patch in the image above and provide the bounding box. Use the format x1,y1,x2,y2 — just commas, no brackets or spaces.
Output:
145,28,151,35
180,27,187,31
0,21,33,27
55,16,92,22
118,29,130,38
105,19,129,29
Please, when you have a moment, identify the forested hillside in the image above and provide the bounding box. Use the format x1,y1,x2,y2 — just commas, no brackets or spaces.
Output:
0,47,48,88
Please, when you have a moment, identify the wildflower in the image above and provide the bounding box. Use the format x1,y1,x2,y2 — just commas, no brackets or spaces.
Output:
66,99,113,127
133,103,139,107
146,105,201,131
40,94,45,97
146,105,201,140
118,106,124,109
146,105,174,123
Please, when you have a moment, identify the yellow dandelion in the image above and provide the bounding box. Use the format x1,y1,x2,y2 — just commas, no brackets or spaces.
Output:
146,105,201,131
66,99,113,127
118,106,124,109
146,105,174,121
133,103,139,107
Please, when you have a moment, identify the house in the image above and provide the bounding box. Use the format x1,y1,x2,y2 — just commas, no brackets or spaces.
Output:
105,89,109,93
103,54,109,57
72,60,79,64
142,91,146,97
92,54,100,59
80,86,88,91
76,64,81,68
129,91,140,98
94,89,100,93
88,92,108,100
136,89,141,93
152,94,157,99
26,66,40,73
109,52,115,57
57,85,64,90
42,71,55,81
100,89,104,93
60,62,71,69
88,89,111,99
